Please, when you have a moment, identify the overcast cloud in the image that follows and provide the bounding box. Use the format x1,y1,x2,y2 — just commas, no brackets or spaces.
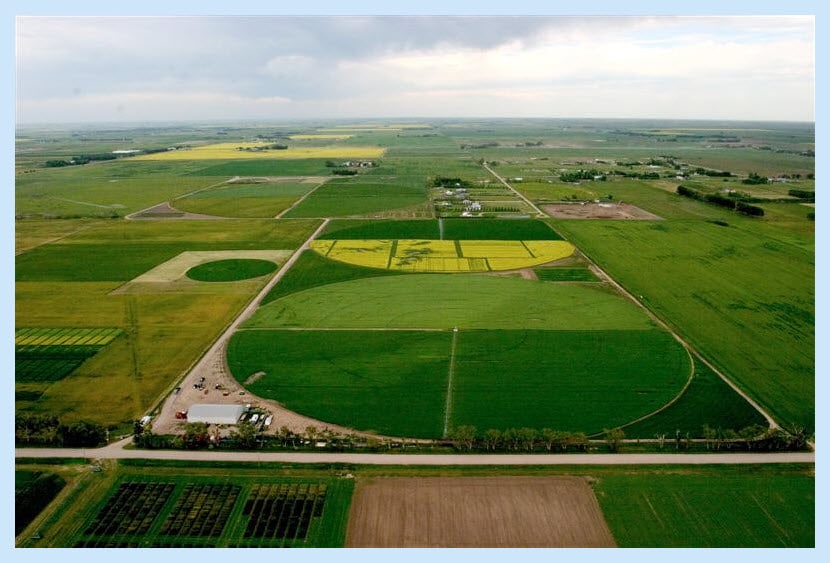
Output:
16,16,815,123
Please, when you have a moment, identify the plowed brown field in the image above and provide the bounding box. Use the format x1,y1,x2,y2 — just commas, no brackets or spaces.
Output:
346,476,616,548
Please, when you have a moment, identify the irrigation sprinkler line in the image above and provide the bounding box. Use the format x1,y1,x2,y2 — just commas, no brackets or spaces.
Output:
442,327,460,438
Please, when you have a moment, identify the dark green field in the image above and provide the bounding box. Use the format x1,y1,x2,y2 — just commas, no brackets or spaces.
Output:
229,330,452,437
595,467,815,547
228,328,690,438
451,329,689,434
260,250,403,305
16,470,67,536
535,267,598,282
283,178,428,218
186,259,277,282
555,218,814,429
319,218,562,240
621,358,767,438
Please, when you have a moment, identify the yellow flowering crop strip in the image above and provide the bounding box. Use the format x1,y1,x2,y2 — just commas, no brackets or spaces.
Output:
133,142,385,161
311,239,575,272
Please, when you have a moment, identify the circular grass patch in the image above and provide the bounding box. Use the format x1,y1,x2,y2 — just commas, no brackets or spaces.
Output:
186,259,277,282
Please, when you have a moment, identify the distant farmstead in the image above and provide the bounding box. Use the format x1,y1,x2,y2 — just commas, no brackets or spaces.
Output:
186,404,246,425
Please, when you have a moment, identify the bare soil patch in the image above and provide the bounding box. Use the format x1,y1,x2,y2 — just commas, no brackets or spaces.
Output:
346,476,616,548
543,202,662,220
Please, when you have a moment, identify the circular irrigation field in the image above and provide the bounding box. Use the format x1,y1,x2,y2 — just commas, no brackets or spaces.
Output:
228,274,691,438
186,259,277,282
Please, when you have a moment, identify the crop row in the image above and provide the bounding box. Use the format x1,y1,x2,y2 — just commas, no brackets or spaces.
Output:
15,358,85,383
158,484,241,538
15,327,122,347
84,482,176,537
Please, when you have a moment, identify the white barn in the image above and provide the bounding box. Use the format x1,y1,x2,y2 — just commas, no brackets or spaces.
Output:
186,404,245,425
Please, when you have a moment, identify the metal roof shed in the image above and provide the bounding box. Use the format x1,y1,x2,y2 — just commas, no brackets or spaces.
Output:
186,404,245,425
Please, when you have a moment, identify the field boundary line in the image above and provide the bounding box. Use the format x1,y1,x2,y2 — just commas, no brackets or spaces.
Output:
575,249,781,431
609,346,696,437
124,177,236,219
15,223,97,256
482,162,546,217
275,178,330,219
442,327,460,438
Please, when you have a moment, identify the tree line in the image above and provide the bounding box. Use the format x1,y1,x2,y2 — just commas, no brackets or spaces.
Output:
16,414,107,447
677,185,764,217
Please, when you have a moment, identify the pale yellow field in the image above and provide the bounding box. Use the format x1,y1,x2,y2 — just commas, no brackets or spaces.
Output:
132,142,385,161
288,134,354,140
312,239,575,272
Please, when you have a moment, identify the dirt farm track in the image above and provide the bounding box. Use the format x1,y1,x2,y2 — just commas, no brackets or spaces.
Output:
346,477,616,548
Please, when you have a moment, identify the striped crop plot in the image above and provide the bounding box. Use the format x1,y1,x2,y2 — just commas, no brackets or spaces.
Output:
15,328,122,383
310,239,575,272
64,474,353,548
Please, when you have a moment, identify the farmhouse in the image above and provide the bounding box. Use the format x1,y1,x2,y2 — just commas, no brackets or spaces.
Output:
186,404,246,425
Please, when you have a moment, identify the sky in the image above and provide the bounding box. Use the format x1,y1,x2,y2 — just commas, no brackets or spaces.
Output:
15,15,815,124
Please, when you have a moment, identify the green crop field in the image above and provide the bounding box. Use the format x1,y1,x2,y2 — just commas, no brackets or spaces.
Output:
283,178,428,218
319,218,562,240
535,267,598,282
246,274,655,330
185,159,337,177
260,250,403,305
555,217,814,429
595,467,815,547
229,330,452,437
174,181,320,217
15,218,319,430
451,329,689,434
228,328,689,438
186,259,278,282
19,465,354,548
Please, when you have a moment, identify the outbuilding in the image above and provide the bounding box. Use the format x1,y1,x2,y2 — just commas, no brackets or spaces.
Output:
186,404,246,425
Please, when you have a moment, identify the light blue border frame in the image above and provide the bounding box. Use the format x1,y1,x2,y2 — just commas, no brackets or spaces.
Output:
4,1,822,562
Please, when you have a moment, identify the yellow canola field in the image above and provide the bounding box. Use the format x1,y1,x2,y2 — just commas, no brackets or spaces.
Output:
311,239,575,272
133,142,385,161
288,134,354,140
460,240,532,258
396,239,458,258
315,239,393,269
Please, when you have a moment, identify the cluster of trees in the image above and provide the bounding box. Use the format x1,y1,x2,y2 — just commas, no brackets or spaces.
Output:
432,176,472,189
484,206,520,213
448,426,595,452
16,414,107,447
560,169,605,182
691,167,732,177
742,172,769,185
331,169,358,176
460,142,499,149
676,185,764,217
699,425,808,451
237,144,287,152
788,189,815,201
613,170,660,180
44,153,118,167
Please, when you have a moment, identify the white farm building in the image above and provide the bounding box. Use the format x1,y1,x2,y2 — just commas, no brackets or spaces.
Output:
186,404,246,425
